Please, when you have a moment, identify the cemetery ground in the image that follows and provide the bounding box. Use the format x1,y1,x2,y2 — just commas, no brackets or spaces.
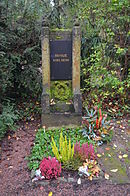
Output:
0,115,129,196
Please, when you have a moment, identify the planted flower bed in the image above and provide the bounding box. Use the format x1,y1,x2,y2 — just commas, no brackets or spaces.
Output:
28,107,112,182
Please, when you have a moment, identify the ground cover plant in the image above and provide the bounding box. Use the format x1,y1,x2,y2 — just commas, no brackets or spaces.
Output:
28,127,101,180
28,127,95,171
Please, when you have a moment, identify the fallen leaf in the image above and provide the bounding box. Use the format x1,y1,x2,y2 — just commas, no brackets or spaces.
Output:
123,154,128,158
113,144,117,148
97,154,102,158
103,130,109,135
8,166,13,169
117,121,120,124
13,134,17,139
105,148,110,151
112,108,116,112
77,178,81,184
40,186,43,190
91,165,100,174
32,177,38,182
108,154,111,157
110,169,118,172
118,155,122,159
8,136,11,140
88,175,93,181
105,173,109,180
93,136,102,141
48,192,53,196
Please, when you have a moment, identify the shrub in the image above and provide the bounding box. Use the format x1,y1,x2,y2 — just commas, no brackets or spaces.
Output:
74,142,96,161
39,156,61,179
0,101,19,140
51,132,74,164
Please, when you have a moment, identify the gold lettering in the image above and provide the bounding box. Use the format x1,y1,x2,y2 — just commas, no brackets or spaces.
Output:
55,54,67,58
53,58,60,62
61,59,69,62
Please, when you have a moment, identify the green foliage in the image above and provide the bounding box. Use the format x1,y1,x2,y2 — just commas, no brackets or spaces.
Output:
50,81,73,102
0,100,19,140
1,0,129,113
51,132,74,164
80,107,111,145
81,43,127,106
73,0,129,107
17,100,41,120
0,0,50,100
28,127,94,170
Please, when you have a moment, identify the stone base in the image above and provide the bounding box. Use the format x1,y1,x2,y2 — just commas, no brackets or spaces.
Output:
41,113,82,128
50,102,75,113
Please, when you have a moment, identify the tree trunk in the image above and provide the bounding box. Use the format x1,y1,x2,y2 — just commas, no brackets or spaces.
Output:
54,0,61,28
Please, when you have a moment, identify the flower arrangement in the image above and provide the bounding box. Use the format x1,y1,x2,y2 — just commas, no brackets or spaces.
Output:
80,107,111,145
39,156,61,179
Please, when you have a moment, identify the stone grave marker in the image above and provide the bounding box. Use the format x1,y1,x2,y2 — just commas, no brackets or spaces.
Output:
41,19,82,128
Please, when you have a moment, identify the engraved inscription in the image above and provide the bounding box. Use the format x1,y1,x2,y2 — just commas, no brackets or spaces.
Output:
50,40,72,80
53,53,69,62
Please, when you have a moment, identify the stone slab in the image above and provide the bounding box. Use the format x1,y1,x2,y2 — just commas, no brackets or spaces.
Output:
41,113,82,128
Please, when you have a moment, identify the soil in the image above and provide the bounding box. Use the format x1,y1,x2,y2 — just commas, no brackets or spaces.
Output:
0,118,130,196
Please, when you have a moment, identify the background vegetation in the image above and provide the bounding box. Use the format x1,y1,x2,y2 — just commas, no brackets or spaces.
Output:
0,0,129,139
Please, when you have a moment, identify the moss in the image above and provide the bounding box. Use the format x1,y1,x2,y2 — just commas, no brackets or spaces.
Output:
124,157,130,164
56,36,62,39
50,81,73,102
51,28,72,32
101,151,129,183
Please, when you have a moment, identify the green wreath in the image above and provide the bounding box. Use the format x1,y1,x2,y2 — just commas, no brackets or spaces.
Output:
51,81,72,101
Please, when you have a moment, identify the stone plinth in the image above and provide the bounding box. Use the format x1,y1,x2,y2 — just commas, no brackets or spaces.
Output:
41,113,82,128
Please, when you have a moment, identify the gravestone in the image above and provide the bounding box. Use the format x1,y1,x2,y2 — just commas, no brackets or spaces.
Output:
41,20,82,128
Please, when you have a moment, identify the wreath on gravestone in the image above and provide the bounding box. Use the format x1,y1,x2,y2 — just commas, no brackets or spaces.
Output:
51,81,72,102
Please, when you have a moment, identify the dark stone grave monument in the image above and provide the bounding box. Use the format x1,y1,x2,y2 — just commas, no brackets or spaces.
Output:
41,19,82,128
